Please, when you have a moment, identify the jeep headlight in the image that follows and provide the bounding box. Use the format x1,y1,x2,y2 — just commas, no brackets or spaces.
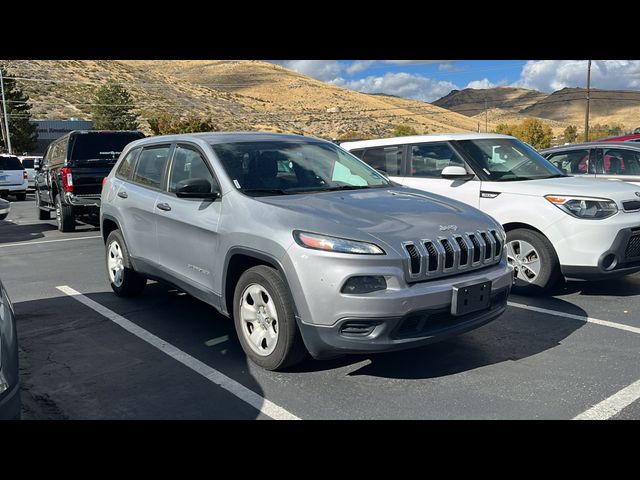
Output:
293,231,385,255
545,195,618,219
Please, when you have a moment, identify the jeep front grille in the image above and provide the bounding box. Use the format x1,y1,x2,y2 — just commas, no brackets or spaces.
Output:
402,230,504,282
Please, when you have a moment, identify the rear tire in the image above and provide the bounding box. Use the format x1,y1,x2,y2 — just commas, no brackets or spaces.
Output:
36,191,51,220
506,228,561,295
105,229,146,297
55,194,75,232
15,193,26,201
233,265,307,371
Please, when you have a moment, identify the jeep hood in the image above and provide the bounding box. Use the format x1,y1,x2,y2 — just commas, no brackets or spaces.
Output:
256,187,500,250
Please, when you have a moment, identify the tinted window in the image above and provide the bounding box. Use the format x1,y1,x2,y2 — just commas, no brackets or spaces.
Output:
360,146,402,175
350,149,365,160
409,142,468,178
168,145,215,193
116,148,140,180
69,133,144,163
21,159,35,168
456,138,564,181
0,156,23,170
212,140,388,196
547,149,592,174
132,146,170,189
600,148,640,175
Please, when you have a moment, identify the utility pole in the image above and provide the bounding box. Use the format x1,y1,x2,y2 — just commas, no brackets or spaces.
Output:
485,99,488,132
584,59,592,142
0,68,11,154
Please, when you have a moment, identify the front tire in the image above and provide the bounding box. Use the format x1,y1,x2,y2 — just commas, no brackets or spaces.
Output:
233,265,307,371
506,228,561,295
55,194,75,232
105,229,146,297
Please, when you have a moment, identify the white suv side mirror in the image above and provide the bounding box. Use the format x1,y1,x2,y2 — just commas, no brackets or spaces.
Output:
441,166,474,180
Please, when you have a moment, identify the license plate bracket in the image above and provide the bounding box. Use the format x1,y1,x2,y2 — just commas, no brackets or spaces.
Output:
451,279,492,316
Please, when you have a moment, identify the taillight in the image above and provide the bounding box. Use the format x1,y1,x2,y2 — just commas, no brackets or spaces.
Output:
102,177,108,187
60,167,73,193
23,170,28,180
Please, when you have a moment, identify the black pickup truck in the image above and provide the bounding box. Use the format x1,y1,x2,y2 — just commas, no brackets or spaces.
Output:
35,130,144,231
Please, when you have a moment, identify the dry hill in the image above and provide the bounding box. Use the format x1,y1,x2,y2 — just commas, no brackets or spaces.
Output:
433,86,547,117
2,60,488,138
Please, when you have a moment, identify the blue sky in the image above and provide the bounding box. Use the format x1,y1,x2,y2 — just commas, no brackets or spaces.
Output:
271,61,640,102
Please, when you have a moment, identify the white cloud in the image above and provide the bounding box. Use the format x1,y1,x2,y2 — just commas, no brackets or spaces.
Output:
516,60,640,91
438,63,456,72
382,60,453,65
346,60,376,75
278,60,343,82
335,72,458,102
465,78,496,89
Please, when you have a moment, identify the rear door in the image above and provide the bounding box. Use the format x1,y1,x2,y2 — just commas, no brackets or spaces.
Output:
545,148,595,179
116,144,171,266
352,145,405,183
154,143,222,292
594,146,640,186
0,156,24,189
400,142,481,207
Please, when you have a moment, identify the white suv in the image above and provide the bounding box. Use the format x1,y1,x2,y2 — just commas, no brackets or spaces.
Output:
342,133,640,294
0,155,28,201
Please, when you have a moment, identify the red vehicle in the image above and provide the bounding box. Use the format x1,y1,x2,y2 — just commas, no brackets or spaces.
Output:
596,133,640,142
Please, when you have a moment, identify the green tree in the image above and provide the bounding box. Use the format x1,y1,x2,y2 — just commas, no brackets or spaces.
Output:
389,124,418,137
0,65,37,154
148,113,216,135
563,125,578,143
493,123,515,135
92,80,139,130
513,118,553,149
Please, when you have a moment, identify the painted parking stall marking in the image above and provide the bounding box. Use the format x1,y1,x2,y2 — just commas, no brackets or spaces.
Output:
574,378,640,420
508,301,640,335
56,285,300,420
0,235,101,248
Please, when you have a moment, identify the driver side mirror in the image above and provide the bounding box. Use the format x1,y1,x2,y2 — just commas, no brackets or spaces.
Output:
175,178,221,199
441,166,474,181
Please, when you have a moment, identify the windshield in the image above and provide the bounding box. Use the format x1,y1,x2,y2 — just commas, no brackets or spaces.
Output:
211,140,390,196
456,138,565,182
69,133,144,163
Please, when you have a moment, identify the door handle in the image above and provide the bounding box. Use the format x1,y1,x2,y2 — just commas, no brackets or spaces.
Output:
117,191,128,199
156,202,172,212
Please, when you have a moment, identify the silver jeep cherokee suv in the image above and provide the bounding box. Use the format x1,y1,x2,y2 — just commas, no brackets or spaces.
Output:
101,133,513,370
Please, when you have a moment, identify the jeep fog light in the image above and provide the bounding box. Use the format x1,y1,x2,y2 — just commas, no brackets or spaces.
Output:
341,276,387,294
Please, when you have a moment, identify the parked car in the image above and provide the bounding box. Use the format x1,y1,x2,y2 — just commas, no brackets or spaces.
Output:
541,142,640,186
595,134,640,142
0,154,28,201
0,198,9,221
101,132,513,370
36,130,145,231
0,279,20,420
19,156,41,190
342,133,640,294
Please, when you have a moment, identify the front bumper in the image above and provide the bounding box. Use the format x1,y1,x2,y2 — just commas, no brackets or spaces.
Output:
561,226,640,280
0,206,9,216
298,286,509,359
0,382,21,420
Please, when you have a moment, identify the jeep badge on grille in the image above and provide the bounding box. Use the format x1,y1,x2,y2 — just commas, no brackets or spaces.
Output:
439,225,458,232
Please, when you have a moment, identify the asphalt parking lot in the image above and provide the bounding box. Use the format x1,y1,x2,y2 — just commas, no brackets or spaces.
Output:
1,194,639,419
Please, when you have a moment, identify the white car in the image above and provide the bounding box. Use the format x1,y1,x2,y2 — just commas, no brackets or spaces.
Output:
342,133,640,294
0,155,28,201
19,156,40,190
0,198,9,221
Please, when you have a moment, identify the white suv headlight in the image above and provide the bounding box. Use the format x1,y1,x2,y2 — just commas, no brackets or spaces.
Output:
545,195,618,219
293,231,385,255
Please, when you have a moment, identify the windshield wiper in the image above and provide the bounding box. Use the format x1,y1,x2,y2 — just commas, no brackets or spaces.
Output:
242,188,291,195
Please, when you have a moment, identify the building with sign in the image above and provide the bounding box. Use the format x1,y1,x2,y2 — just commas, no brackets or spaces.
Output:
31,119,94,155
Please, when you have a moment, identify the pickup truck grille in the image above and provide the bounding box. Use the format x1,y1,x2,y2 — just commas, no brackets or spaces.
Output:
402,229,504,282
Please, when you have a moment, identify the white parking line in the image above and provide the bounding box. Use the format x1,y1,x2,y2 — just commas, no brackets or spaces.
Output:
0,235,101,248
56,285,300,420
574,378,640,420
508,301,640,335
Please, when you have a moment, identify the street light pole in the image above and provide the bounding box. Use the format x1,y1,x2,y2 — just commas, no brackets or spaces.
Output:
0,68,11,154
584,60,592,142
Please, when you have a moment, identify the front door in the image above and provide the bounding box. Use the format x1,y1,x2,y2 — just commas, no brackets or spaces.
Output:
400,141,481,207
594,146,640,186
155,144,222,293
